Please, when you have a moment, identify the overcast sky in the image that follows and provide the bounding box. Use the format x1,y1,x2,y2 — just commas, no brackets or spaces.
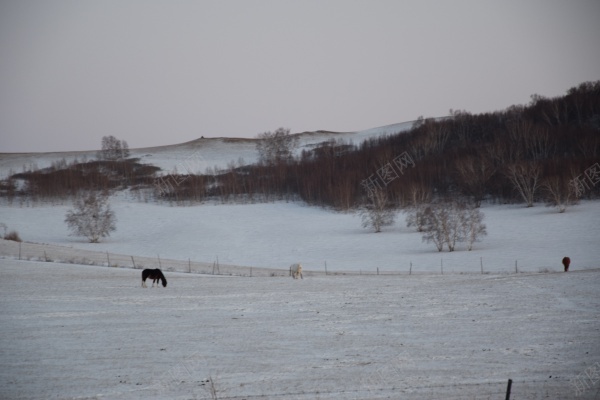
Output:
1,1,599,153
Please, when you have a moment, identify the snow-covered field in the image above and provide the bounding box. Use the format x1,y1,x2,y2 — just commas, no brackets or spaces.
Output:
1,199,599,274
1,199,599,399
1,259,599,400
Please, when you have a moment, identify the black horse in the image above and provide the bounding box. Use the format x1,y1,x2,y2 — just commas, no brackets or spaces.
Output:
141,269,167,288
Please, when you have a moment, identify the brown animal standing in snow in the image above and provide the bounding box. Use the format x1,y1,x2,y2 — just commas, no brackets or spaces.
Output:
562,257,570,272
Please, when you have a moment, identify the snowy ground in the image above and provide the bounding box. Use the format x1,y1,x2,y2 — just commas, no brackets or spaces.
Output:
1,199,599,274
1,260,599,400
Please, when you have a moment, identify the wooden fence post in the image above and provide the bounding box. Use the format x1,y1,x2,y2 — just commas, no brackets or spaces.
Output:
505,379,512,400
107,251,111,267
131,256,136,269
480,257,483,274
157,254,162,269
410,261,412,275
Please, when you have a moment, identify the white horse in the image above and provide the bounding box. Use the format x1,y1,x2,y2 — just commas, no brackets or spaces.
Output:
289,263,303,279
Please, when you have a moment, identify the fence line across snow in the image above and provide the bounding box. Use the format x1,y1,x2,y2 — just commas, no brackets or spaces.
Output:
0,239,287,277
0,239,594,277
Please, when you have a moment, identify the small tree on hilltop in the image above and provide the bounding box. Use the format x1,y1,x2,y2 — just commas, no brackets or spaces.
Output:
100,135,130,160
256,128,299,165
65,192,116,243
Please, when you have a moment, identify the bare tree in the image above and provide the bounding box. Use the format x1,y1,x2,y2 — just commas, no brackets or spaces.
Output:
100,135,130,160
411,118,450,158
542,175,574,213
65,192,116,243
405,205,428,232
256,128,299,165
461,205,487,251
505,162,542,207
416,200,487,252
454,155,495,206
443,202,465,252
420,205,446,251
407,183,431,207
121,140,130,159
404,184,432,232
525,125,555,160
360,189,395,233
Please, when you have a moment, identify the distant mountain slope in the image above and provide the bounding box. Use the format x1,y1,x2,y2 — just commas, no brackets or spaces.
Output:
0,121,414,178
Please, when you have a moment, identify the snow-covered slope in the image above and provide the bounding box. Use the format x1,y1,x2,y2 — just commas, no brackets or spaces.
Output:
0,121,415,178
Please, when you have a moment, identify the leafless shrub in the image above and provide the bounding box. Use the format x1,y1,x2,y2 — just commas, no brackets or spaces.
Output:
461,205,487,251
421,205,446,251
410,200,486,252
65,192,116,243
360,189,396,233
4,230,22,242
405,204,429,232
542,175,573,213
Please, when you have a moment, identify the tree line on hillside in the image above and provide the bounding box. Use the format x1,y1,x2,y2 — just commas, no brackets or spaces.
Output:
162,81,600,210
0,136,157,203
2,158,159,202
2,81,599,210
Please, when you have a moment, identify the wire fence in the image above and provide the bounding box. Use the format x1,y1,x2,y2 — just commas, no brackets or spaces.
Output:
1,239,597,279
143,376,594,400
0,239,286,277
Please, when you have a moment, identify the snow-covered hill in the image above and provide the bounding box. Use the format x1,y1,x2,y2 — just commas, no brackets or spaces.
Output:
0,121,414,178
